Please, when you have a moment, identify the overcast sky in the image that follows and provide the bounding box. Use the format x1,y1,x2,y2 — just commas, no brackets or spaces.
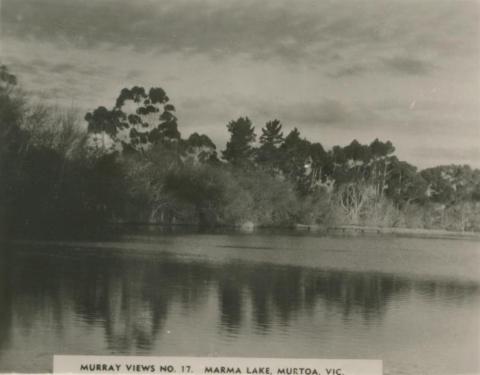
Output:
1,0,479,168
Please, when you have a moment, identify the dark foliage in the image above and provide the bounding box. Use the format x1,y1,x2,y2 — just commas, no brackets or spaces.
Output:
1,66,479,236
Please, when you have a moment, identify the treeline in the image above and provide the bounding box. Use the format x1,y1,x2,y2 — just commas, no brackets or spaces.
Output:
1,66,480,237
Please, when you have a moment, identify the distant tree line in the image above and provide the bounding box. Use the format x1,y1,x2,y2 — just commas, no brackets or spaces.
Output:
1,66,480,237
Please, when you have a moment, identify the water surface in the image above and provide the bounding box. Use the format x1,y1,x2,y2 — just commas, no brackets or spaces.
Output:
0,233,479,374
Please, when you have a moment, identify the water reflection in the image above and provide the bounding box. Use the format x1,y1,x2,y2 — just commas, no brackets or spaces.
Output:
0,249,13,352
1,243,478,358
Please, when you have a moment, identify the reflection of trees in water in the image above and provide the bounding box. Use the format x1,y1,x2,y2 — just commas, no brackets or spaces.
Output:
1,246,479,352
1,249,215,352
213,264,479,333
71,260,166,352
211,264,409,333
219,265,410,332
314,272,410,322
69,256,214,351
413,279,480,304
218,274,244,333
0,249,13,353
3,249,67,336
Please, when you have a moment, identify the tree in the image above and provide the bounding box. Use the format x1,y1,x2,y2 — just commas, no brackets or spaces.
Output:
369,138,395,159
0,66,25,235
279,128,312,194
385,158,427,206
368,139,395,197
328,141,368,185
343,139,371,163
326,139,396,191
222,117,256,167
259,119,284,146
256,119,284,174
421,165,480,204
85,86,179,153
308,142,329,191
0,65,17,90
221,169,299,226
0,67,25,160
182,133,218,164
335,182,376,224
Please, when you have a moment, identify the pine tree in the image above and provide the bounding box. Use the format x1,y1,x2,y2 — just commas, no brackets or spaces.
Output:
222,117,256,167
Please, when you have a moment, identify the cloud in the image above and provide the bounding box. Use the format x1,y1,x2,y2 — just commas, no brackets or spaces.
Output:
329,56,435,78
2,0,321,61
49,62,76,74
382,56,434,75
125,69,142,80
44,61,109,76
1,0,478,169
257,99,379,130
328,64,367,78
181,94,378,130
3,0,478,65
275,100,351,125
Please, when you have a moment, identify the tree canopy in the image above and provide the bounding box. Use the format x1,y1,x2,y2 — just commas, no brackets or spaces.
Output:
85,86,180,152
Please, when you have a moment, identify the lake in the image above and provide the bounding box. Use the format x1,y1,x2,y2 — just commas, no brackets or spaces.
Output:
0,232,479,374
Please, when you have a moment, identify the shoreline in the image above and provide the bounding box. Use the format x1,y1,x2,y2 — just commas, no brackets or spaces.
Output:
109,221,480,239
110,221,480,239
3,223,480,243
297,224,480,239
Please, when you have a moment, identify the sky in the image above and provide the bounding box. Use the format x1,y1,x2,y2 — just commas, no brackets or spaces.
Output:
1,0,479,168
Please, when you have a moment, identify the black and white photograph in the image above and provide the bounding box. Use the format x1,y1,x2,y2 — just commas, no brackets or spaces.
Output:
0,0,479,374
